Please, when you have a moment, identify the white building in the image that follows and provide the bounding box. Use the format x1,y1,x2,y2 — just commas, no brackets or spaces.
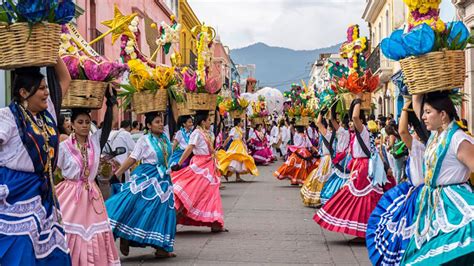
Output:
453,0,474,131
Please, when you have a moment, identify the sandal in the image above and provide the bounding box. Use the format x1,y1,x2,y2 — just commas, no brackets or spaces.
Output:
120,238,130,256
211,227,229,233
154,248,176,258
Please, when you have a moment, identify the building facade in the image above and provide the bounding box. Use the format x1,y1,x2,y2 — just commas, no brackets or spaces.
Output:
453,0,474,131
178,0,200,69
363,0,408,118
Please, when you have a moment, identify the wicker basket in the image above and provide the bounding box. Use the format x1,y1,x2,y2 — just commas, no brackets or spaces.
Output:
342,92,371,111
132,89,168,114
187,93,217,111
171,100,195,122
62,80,108,109
400,50,466,95
295,116,311,126
230,110,246,119
251,117,265,125
0,23,61,69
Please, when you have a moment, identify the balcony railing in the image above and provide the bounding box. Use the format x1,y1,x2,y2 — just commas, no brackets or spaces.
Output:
367,44,380,74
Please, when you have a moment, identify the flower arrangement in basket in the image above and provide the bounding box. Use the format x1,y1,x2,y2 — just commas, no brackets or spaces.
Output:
169,69,195,122
284,83,317,126
381,0,474,94
60,25,128,109
218,96,249,119
0,0,75,69
249,95,270,125
333,24,377,111
183,24,221,111
118,60,176,114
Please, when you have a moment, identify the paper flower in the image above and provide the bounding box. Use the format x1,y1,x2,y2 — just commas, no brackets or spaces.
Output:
183,71,197,92
54,0,75,25
447,21,469,48
62,55,80,79
16,0,50,24
402,23,435,56
381,30,408,61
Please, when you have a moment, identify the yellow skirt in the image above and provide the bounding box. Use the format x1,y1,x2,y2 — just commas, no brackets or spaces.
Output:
300,155,332,207
217,139,259,176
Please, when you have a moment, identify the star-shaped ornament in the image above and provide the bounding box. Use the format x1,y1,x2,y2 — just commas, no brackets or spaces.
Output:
101,4,138,44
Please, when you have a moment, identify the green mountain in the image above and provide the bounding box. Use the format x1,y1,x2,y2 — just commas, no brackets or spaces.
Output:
230,42,341,91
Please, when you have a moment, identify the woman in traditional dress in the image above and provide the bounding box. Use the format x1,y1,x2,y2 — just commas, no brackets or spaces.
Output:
56,105,120,265
217,118,259,182
171,111,227,232
106,112,176,258
300,113,333,207
169,115,193,167
366,96,426,265
400,92,474,265
320,113,352,204
314,94,385,239
274,125,316,185
0,64,72,265
385,123,407,183
248,123,273,165
269,121,280,159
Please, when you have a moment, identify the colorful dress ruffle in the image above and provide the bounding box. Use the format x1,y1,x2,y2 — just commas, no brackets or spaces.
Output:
106,164,176,252
274,148,314,185
171,155,224,228
401,124,474,265
0,168,71,266
56,181,119,266
217,139,258,176
320,153,352,205
248,133,273,165
366,182,422,265
314,157,384,238
300,154,332,207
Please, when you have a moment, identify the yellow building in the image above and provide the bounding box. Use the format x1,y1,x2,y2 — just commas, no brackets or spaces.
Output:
178,0,201,68
363,0,408,118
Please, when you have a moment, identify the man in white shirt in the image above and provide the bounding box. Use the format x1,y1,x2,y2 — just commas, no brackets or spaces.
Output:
108,120,136,181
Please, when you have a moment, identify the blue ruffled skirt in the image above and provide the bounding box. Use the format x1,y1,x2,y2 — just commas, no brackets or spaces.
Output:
0,167,71,265
366,182,422,265
169,148,184,167
320,156,351,205
105,163,176,252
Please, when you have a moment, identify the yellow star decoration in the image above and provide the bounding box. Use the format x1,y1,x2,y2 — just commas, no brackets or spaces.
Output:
101,4,137,44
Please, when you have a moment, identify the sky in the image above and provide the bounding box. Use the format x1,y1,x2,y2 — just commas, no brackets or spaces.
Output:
188,0,457,51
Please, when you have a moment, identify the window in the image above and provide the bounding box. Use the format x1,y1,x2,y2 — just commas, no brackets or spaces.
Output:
92,29,105,55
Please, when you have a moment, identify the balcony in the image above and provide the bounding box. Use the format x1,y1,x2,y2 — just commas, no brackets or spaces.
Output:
366,44,393,84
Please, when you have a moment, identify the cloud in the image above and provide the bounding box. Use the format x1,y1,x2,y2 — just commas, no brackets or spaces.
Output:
188,0,368,50
188,0,456,50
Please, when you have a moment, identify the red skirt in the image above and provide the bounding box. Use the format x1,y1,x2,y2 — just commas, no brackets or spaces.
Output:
313,158,383,238
274,148,315,185
171,155,224,228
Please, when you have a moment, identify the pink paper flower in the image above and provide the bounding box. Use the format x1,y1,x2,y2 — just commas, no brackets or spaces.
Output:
83,59,114,81
183,72,197,92
62,55,80,79
205,74,222,94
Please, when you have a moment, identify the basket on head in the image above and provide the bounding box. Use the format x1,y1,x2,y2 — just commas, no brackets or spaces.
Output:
400,50,466,95
251,117,265,125
132,89,168,114
295,116,311,127
187,93,217,111
171,99,195,122
62,80,108,109
0,23,61,69
230,110,246,119
342,92,371,111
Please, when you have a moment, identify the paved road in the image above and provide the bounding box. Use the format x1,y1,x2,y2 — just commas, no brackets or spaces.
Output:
120,163,371,266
